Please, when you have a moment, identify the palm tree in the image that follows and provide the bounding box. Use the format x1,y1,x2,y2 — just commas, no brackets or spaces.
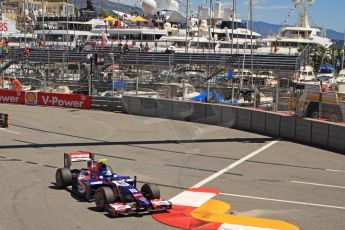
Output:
309,46,327,68
101,10,110,18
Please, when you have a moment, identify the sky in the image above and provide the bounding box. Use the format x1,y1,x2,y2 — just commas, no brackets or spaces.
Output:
191,0,345,32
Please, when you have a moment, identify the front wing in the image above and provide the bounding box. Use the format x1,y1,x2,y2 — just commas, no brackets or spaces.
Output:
107,199,171,216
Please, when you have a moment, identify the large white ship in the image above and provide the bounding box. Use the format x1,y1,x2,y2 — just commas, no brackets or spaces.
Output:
257,0,333,55
155,0,261,54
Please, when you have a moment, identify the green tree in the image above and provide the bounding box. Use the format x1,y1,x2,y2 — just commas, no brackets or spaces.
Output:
309,46,327,68
101,10,110,18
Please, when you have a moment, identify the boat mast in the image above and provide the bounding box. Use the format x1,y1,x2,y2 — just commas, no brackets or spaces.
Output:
66,0,70,47
0,0,2,20
24,0,27,46
249,0,253,88
0,0,2,38
341,30,345,70
185,0,189,53
117,0,120,41
295,0,314,28
231,0,235,54
41,0,45,44
208,0,212,54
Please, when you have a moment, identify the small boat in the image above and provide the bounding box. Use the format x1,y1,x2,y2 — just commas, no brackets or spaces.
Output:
53,86,74,94
316,64,336,81
236,89,273,108
158,83,200,100
332,69,345,83
298,65,316,82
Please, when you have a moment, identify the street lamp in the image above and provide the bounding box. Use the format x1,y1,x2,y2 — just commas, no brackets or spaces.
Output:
86,54,94,95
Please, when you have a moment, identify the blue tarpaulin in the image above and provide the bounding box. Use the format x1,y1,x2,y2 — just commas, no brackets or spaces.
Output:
107,81,128,88
216,70,233,82
227,70,233,78
191,91,223,103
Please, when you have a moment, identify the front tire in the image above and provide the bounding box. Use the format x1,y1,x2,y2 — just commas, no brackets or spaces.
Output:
141,183,160,200
55,168,72,189
95,187,115,210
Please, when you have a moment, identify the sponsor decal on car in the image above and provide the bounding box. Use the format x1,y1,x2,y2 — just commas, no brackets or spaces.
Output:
77,181,86,194
112,181,130,186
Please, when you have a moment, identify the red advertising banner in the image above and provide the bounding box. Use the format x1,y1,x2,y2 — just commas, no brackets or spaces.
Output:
36,92,91,109
0,90,90,109
0,90,25,104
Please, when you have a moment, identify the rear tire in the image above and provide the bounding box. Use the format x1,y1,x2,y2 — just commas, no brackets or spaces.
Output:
141,183,160,200
95,187,115,210
55,168,72,189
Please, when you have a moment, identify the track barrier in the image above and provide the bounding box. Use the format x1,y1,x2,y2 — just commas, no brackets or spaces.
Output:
90,96,122,112
123,96,345,153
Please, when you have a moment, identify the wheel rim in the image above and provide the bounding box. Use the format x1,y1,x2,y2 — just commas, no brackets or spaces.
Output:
95,192,105,209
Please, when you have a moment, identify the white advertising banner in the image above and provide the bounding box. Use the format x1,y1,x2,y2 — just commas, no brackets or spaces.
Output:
0,20,16,35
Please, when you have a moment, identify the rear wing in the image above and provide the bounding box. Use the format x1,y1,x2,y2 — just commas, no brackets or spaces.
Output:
64,152,95,168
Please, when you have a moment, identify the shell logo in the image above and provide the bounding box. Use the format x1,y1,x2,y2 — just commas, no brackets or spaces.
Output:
25,92,37,105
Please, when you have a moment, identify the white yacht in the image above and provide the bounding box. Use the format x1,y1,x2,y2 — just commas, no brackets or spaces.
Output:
33,17,106,48
2,33,37,48
156,1,261,54
33,15,168,50
298,65,316,82
258,0,332,55
334,69,345,83
158,83,200,100
91,27,167,46
157,18,261,54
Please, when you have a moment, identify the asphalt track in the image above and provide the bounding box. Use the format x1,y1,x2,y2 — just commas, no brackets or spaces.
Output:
0,104,344,230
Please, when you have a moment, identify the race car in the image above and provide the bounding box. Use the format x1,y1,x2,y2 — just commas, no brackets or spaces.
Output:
55,151,171,216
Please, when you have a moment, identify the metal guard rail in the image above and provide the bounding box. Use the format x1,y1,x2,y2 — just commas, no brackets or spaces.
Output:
0,48,299,71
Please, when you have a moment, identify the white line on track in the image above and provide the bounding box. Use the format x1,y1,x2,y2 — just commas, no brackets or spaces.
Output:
191,140,279,188
326,169,345,173
219,192,345,210
0,128,20,135
291,181,345,189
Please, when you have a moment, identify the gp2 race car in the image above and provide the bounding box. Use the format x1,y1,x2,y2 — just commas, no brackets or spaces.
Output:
55,151,171,216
